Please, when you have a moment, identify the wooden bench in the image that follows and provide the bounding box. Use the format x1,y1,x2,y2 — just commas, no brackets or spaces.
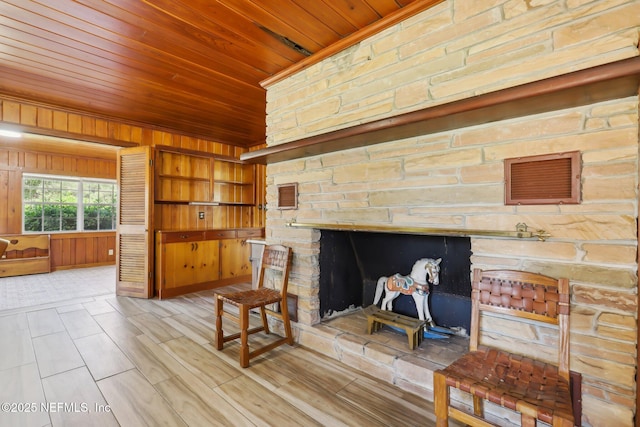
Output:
0,235,51,278
363,304,427,350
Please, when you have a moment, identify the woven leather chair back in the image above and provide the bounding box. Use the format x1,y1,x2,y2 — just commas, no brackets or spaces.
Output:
470,269,571,380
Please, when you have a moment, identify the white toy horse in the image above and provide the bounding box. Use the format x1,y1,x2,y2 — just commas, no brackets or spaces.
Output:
373,258,441,326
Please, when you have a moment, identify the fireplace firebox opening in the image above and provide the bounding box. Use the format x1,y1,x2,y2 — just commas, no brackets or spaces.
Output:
319,230,472,333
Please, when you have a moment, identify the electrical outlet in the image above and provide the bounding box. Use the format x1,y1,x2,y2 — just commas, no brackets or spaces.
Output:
199,212,205,219
108,249,114,256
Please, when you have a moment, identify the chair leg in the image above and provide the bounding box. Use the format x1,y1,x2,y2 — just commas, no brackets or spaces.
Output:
281,298,293,345
433,371,449,427
215,297,224,350
239,305,250,368
552,416,574,427
521,414,536,427
259,306,270,334
473,395,484,417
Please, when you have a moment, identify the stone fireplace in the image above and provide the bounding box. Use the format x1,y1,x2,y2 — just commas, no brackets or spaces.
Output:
318,229,471,334
256,2,639,425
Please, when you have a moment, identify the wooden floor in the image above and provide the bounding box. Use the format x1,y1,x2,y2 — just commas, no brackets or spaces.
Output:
0,278,449,427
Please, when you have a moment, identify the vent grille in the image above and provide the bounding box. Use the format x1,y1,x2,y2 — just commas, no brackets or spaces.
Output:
505,152,581,205
277,183,298,209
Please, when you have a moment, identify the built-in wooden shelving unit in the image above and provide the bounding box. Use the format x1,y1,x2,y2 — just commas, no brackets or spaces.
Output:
242,57,640,165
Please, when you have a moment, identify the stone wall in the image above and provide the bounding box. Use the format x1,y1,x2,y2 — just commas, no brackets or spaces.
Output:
263,1,639,426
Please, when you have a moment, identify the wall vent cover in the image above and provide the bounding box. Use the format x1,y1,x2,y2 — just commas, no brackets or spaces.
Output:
277,183,298,209
505,151,581,205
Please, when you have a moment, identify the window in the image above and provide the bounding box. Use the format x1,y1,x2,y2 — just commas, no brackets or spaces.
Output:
23,174,117,233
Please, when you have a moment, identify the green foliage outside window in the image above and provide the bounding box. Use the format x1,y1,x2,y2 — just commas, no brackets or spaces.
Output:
23,175,117,233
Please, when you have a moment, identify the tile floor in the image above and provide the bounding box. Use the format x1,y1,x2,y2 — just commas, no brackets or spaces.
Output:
0,266,114,312
0,267,460,427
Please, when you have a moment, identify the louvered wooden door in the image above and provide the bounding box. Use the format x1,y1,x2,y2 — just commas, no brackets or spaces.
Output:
116,146,154,298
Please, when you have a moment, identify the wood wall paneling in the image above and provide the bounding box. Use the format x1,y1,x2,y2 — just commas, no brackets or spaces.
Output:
1,98,265,269
50,233,116,270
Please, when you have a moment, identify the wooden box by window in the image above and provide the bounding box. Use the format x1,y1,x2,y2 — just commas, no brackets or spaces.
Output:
505,151,581,205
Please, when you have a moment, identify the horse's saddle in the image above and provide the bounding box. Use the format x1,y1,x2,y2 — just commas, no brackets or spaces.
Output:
386,273,428,295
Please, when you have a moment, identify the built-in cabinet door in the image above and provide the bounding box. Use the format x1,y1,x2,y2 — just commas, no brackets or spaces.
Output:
116,146,154,298
220,238,250,279
162,241,196,289
193,240,220,284
160,239,220,289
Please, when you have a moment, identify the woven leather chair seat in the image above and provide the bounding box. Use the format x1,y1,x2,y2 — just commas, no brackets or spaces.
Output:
440,347,573,424
218,287,282,309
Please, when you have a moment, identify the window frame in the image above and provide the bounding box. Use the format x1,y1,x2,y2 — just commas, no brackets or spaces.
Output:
22,173,118,234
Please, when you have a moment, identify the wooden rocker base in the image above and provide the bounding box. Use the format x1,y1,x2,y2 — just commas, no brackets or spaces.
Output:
364,304,427,350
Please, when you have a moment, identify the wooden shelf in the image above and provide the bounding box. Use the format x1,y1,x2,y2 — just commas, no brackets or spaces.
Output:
154,146,256,205
241,57,640,165
212,159,255,205
157,174,210,182
215,180,253,185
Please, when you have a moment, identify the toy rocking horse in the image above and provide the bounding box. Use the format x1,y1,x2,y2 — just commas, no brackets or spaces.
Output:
373,257,441,327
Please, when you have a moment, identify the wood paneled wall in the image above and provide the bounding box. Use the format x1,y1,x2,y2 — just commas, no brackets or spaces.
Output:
154,204,255,230
0,137,118,271
50,232,116,270
0,96,266,270
0,96,257,154
0,143,116,232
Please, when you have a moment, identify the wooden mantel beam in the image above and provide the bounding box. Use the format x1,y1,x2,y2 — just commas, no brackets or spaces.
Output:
241,57,640,164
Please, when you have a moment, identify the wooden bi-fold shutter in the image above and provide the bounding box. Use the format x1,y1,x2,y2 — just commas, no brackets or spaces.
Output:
116,146,154,298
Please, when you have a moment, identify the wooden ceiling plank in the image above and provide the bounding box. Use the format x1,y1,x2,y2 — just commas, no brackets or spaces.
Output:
0,48,265,123
4,0,270,86
0,67,264,144
0,15,268,113
320,0,383,28
365,0,405,16
247,0,342,48
221,0,326,53
292,0,359,37
90,0,285,78
140,0,303,70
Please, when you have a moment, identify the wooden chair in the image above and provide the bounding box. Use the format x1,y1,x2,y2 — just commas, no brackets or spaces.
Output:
214,244,293,368
434,269,573,427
